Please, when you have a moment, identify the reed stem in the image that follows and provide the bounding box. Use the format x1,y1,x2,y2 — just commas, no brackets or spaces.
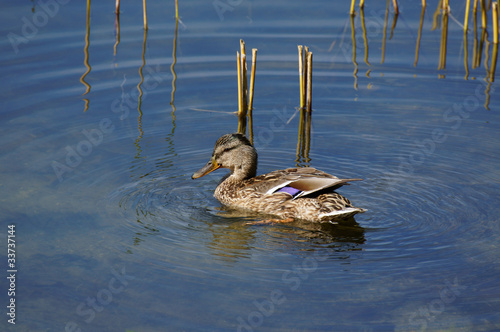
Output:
350,0,356,15
481,0,487,29
392,0,399,14
298,45,305,109
248,49,257,114
306,52,313,113
143,0,148,30
493,2,499,44
240,40,248,118
465,0,471,31
303,46,309,109
115,0,120,13
360,0,365,9
237,51,243,117
442,0,449,12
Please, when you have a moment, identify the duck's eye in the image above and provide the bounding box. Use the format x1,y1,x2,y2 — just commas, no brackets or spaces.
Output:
224,148,230,152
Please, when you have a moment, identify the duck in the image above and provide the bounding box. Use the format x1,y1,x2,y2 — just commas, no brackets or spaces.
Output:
191,133,365,223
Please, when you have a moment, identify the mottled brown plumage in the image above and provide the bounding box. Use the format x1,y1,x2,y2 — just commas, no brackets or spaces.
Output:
192,133,365,223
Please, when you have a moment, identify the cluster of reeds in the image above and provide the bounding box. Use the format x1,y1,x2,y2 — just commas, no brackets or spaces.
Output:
296,45,313,166
297,45,313,113
346,0,499,85
236,40,258,138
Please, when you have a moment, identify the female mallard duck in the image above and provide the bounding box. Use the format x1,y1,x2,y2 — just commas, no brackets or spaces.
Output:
192,133,365,223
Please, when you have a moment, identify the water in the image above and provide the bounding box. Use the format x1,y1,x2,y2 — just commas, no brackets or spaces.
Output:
1,0,500,331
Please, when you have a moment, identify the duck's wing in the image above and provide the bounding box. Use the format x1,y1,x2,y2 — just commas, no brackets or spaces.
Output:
283,176,362,199
245,167,362,200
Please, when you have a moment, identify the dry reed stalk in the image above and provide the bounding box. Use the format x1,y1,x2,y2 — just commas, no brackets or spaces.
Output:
442,0,449,12
306,52,313,113
493,2,499,44
360,0,365,9
143,0,148,30
237,51,243,116
303,46,309,109
298,45,305,109
240,40,248,117
392,0,399,14
465,0,471,31
422,0,426,6
481,0,487,29
115,0,120,13
248,49,257,114
415,5,426,66
350,0,356,15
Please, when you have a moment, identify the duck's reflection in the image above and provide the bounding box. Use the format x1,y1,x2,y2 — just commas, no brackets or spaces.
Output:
205,207,365,262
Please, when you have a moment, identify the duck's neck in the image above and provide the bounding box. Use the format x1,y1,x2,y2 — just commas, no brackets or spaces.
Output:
230,147,257,181
215,149,257,204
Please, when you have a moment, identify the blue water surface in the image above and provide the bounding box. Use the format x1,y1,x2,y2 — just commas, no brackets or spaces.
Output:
1,0,500,331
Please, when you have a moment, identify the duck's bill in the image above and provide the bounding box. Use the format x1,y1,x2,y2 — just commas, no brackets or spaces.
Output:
192,159,221,179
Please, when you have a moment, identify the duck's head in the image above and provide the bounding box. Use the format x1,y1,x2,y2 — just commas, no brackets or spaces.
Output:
192,133,257,181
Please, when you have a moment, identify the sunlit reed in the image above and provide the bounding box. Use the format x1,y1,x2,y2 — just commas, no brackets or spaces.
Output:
248,49,257,115
360,7,370,65
247,48,257,144
143,0,148,30
306,51,313,113
415,4,426,67
297,45,313,109
493,2,499,44
236,40,257,135
350,0,356,16
115,0,120,13
360,0,365,9
240,40,248,120
481,0,487,29
298,45,305,109
303,46,309,110
237,51,243,122
114,13,120,56
439,10,449,70
392,0,399,14
442,0,450,12
465,0,471,31
295,53,312,169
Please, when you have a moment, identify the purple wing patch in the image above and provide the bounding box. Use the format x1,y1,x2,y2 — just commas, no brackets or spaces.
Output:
276,186,302,197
